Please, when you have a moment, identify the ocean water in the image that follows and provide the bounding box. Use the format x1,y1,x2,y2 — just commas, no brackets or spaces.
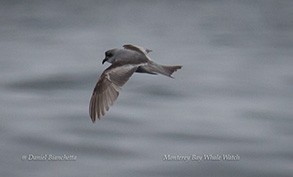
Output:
1,0,293,176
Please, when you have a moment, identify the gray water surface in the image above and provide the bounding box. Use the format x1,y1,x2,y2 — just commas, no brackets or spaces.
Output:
1,1,293,177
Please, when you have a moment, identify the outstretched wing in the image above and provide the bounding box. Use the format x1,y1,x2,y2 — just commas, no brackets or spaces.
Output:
89,64,138,122
123,44,152,55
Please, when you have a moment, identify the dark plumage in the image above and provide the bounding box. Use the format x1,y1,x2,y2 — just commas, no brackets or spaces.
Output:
89,44,182,122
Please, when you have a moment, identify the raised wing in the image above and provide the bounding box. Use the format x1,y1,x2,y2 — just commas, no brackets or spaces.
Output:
89,64,138,122
123,44,152,55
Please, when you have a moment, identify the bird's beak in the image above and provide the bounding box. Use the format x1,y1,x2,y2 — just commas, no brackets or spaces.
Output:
102,58,107,64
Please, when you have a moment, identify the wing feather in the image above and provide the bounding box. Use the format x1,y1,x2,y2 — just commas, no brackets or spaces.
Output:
89,64,138,122
123,44,152,55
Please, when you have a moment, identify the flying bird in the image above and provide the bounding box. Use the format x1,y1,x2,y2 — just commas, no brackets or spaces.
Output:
89,44,182,122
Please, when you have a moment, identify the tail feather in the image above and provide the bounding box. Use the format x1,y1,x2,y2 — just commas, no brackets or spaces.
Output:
145,61,182,78
161,65,182,78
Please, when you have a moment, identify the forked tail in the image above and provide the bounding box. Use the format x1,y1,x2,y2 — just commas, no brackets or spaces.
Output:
160,65,182,78
144,61,182,78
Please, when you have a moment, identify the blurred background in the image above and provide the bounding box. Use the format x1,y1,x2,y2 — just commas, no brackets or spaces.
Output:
1,0,293,176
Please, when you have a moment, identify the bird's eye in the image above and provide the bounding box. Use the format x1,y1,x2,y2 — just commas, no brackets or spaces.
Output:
106,52,113,57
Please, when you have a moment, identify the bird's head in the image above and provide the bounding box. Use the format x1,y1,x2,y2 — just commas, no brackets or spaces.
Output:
102,49,117,64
